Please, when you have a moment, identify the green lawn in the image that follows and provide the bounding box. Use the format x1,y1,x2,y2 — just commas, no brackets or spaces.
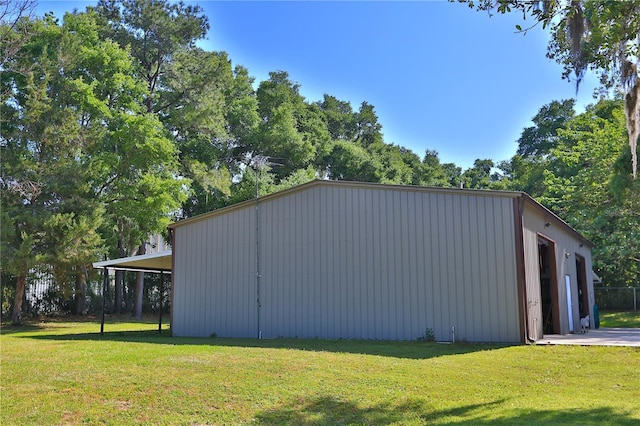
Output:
1,319,639,425
600,311,640,328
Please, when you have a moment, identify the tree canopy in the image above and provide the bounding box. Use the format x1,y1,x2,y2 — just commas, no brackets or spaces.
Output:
498,99,640,287
460,0,640,178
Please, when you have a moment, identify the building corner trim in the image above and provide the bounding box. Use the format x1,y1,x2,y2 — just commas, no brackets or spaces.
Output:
513,197,530,344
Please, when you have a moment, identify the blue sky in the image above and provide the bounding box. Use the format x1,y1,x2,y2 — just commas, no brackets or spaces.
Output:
37,1,599,170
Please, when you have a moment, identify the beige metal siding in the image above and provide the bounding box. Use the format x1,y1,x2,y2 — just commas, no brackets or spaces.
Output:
172,207,256,337
521,205,595,338
173,183,521,342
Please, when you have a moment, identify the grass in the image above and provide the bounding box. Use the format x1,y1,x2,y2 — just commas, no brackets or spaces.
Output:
1,318,639,425
600,311,640,328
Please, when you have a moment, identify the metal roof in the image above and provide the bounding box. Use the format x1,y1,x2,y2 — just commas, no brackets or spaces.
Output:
93,251,172,273
168,179,524,230
166,179,593,248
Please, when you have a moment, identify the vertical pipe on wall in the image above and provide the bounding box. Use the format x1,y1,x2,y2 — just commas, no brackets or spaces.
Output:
255,166,262,339
168,227,175,336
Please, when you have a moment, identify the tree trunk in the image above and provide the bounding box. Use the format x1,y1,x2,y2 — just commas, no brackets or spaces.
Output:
115,238,125,313
124,273,133,313
12,273,26,325
114,270,123,313
74,266,87,315
133,242,146,319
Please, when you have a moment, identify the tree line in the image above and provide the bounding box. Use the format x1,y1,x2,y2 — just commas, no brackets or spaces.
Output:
1,0,638,324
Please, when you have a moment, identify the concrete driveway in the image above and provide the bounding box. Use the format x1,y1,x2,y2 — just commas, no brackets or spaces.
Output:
537,328,640,347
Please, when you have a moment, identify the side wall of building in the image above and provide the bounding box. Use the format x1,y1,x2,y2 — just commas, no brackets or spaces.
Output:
173,184,522,342
172,206,257,338
521,205,594,339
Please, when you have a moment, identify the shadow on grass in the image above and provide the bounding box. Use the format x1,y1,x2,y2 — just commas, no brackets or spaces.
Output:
0,323,45,335
0,314,161,335
19,328,511,360
254,396,639,425
0,316,160,337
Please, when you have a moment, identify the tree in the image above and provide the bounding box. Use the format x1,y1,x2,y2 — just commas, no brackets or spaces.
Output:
227,165,317,206
497,154,549,197
1,9,186,321
0,210,37,324
327,140,383,182
298,103,333,174
253,101,314,179
316,94,358,142
0,0,37,67
462,0,640,178
256,71,306,122
79,5,186,314
1,13,110,321
415,150,452,187
95,0,207,316
517,99,576,157
541,100,639,287
41,212,104,314
442,163,463,187
2,15,71,323
497,98,638,287
252,71,315,179
354,101,384,148
224,65,260,158
460,159,494,189
368,142,416,185
497,100,577,196
163,49,239,216
96,107,185,313
95,0,209,114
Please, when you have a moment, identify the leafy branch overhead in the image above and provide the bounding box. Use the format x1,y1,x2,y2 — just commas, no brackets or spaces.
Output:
461,0,640,179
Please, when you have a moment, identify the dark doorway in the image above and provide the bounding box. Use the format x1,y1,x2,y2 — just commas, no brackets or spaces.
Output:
576,254,589,318
538,237,560,334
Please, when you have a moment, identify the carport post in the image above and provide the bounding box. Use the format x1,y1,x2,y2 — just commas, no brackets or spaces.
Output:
100,265,108,335
158,271,163,333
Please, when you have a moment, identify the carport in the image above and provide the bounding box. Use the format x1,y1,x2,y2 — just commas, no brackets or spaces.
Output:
92,251,172,334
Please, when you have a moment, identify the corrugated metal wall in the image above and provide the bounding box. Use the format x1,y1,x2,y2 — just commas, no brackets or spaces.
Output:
521,206,594,338
172,183,522,342
172,207,257,338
